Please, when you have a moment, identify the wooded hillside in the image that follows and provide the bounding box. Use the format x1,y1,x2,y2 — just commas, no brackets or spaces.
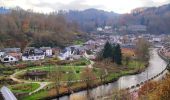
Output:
0,8,80,48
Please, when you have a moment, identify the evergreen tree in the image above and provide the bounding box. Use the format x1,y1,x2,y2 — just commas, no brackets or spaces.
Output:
102,41,113,59
114,44,122,65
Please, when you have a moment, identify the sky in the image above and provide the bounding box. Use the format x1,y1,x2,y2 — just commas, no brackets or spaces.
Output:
0,0,170,14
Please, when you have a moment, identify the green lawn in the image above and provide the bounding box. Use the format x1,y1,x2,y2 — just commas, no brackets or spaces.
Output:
18,65,100,81
106,61,145,81
73,40,84,45
13,60,146,100
127,61,145,69
21,90,48,100
9,83,40,93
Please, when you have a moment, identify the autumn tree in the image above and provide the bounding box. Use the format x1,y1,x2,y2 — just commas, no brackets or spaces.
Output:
0,9,79,48
98,59,110,83
135,38,150,62
22,18,30,33
140,75,170,100
81,67,96,89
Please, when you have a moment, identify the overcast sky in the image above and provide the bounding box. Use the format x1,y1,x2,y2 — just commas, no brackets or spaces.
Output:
0,0,170,13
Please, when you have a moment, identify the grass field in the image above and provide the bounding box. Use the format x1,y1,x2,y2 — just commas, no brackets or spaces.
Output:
17,65,101,81
9,83,40,93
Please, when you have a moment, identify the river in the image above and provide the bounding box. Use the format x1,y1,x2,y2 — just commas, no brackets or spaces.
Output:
56,48,168,100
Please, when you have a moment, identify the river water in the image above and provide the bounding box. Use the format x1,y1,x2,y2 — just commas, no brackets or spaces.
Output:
56,48,167,100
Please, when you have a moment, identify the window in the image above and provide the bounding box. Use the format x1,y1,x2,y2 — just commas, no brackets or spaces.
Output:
4,58,9,61
11,58,13,60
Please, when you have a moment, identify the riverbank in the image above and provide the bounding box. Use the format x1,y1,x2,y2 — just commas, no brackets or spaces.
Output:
69,48,169,100
136,49,170,100
55,48,168,100
21,60,148,100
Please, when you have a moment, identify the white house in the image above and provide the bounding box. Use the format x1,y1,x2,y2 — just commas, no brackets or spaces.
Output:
1,55,18,63
40,47,53,57
104,26,112,30
97,27,103,32
22,49,45,61
58,48,72,60
22,55,45,61
152,37,161,42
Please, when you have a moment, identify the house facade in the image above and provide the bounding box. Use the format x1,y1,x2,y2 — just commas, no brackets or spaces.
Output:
1,55,18,63
40,47,53,57
22,48,45,61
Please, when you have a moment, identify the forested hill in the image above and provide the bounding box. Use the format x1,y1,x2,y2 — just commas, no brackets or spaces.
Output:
0,4,170,48
121,4,170,34
0,8,81,48
64,8,119,32
63,4,170,34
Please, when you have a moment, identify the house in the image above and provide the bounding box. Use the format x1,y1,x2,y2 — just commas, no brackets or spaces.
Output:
0,48,22,61
1,48,22,60
128,25,147,32
40,47,53,57
152,37,161,42
0,54,18,63
70,55,82,60
58,45,85,60
0,50,5,58
2,48,21,53
58,47,72,60
22,48,45,61
7,52,22,60
104,26,112,30
52,47,61,56
97,27,103,32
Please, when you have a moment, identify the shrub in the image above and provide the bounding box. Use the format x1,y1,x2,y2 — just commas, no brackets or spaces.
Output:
76,70,80,73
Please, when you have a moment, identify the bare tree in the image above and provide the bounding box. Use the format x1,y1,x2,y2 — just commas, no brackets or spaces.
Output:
50,66,62,100
81,67,96,89
135,38,150,62
67,71,74,93
81,67,96,100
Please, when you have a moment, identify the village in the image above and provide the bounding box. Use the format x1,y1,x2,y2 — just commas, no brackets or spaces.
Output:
0,34,168,64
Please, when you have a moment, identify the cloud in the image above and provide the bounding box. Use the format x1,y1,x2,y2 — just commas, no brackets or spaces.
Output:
0,0,170,13
30,0,103,11
141,0,170,7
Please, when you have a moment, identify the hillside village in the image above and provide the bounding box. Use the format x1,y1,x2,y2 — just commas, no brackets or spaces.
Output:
0,34,168,64
96,25,147,34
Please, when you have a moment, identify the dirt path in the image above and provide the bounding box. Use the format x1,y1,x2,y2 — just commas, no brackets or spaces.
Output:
10,68,51,95
10,55,95,95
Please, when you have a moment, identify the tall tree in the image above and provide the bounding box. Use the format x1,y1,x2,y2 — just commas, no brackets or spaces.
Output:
81,67,96,89
67,72,74,93
81,67,96,100
135,38,150,62
102,41,113,59
50,66,62,100
114,44,122,65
